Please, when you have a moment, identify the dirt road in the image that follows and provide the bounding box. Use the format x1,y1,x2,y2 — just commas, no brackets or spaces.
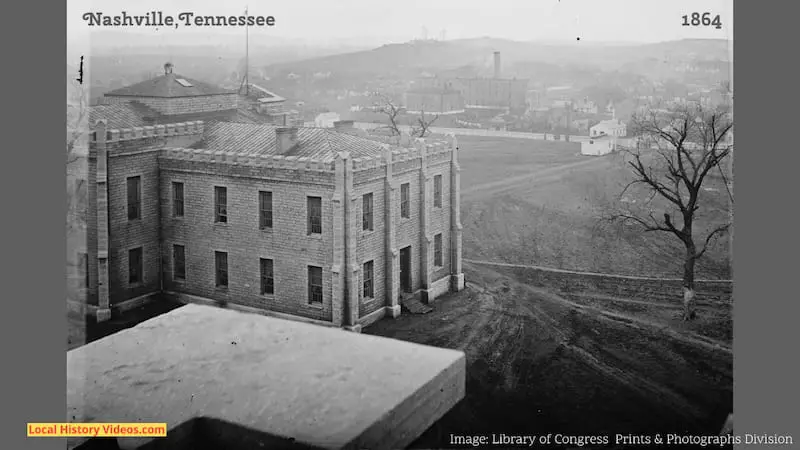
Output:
461,156,608,201
366,262,733,448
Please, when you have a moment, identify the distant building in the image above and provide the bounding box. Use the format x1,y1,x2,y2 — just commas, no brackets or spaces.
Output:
590,119,627,138
314,112,341,128
573,97,598,115
243,84,301,126
452,77,528,111
416,52,528,113
571,118,591,133
581,134,614,156
404,86,464,115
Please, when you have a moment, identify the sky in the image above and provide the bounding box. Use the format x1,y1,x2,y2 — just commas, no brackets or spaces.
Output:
68,0,733,46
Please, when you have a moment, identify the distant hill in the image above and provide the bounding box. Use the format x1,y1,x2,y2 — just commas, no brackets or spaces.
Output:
262,37,732,81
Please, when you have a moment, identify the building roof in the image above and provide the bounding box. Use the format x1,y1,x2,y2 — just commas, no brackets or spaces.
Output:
247,84,286,103
196,122,388,162
104,66,234,98
407,87,460,95
89,103,157,129
90,102,269,129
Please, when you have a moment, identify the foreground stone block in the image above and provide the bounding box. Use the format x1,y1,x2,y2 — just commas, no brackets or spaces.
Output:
67,304,466,450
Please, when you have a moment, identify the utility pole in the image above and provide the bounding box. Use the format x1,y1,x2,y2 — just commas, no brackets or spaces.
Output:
239,5,250,95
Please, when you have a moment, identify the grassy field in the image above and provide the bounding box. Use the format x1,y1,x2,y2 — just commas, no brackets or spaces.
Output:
367,262,733,448
450,135,732,280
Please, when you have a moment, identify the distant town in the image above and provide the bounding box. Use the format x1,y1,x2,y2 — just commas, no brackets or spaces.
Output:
80,37,732,150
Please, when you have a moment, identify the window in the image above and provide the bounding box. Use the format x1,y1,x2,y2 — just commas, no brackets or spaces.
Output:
78,252,89,288
173,245,185,281
260,258,274,295
308,266,323,304
127,176,141,220
307,196,322,234
433,174,442,208
259,191,273,229
362,193,373,231
400,183,410,218
214,186,227,223
172,182,184,217
215,251,228,288
434,234,443,267
363,260,374,299
128,247,143,285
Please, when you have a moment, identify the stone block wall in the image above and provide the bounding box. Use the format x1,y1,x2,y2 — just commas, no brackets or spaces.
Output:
103,93,239,116
158,148,337,322
84,120,465,329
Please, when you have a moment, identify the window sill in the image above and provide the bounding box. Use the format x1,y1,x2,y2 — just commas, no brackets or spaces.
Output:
173,278,186,284
128,282,143,289
259,227,274,233
260,293,275,300
363,297,376,305
306,233,323,240
213,222,230,227
307,302,324,310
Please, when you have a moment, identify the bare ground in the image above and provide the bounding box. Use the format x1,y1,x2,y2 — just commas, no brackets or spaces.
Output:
366,262,733,448
456,136,732,279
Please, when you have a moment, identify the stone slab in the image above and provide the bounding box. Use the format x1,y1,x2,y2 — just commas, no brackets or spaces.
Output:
67,304,465,450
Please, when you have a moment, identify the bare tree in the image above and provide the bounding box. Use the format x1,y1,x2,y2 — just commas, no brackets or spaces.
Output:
372,93,403,136
372,93,439,138
611,103,733,321
408,108,439,138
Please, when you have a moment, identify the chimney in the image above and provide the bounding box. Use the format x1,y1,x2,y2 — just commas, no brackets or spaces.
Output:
275,126,299,154
493,52,501,79
164,62,174,75
333,120,355,132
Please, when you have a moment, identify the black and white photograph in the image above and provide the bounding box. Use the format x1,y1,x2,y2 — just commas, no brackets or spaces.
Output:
65,0,738,448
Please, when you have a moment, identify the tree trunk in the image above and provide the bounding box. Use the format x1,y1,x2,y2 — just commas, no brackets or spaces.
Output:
682,245,697,321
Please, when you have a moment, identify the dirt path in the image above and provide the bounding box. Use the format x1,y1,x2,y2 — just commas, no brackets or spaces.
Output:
367,264,733,447
462,156,606,200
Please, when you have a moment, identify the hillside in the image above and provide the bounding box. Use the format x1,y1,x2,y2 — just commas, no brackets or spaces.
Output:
263,37,732,80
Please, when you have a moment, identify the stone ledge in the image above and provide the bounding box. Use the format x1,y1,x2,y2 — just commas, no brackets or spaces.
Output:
67,304,465,450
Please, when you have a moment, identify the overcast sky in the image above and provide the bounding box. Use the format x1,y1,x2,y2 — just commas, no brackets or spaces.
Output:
68,0,733,45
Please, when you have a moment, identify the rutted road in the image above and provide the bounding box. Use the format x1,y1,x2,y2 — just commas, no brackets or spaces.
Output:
367,263,733,447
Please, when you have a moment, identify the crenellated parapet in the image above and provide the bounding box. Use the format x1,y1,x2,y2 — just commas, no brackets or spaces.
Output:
158,147,337,172
90,121,205,144
350,135,456,173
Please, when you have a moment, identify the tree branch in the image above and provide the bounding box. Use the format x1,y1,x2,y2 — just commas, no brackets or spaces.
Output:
695,223,731,260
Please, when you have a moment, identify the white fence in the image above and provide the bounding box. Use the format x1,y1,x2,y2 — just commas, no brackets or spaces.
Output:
353,122,592,142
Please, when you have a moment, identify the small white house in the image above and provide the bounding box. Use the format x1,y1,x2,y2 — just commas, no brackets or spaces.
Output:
581,134,614,156
314,112,341,128
590,119,627,138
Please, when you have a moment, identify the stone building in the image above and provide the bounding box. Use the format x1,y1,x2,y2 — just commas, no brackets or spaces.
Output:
79,68,465,331
92,62,296,128
405,87,465,115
